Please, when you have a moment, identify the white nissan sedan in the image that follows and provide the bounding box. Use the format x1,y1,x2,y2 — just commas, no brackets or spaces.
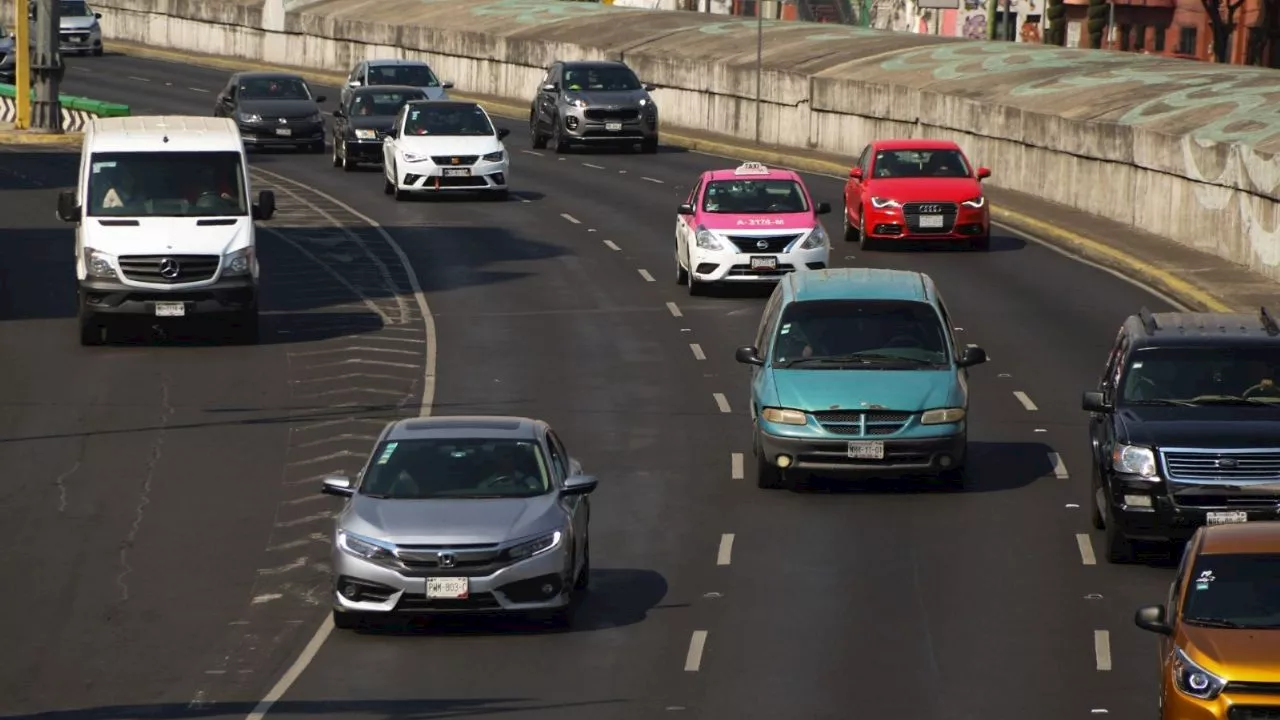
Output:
382,99,510,200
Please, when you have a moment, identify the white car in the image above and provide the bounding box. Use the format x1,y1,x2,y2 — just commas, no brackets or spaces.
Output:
382,100,510,200
674,162,833,295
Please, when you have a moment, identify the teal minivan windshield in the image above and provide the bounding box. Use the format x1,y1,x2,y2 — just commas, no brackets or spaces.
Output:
772,299,950,369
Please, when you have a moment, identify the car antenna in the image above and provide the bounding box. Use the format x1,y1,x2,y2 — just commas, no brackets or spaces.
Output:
1138,306,1159,334
1260,306,1280,336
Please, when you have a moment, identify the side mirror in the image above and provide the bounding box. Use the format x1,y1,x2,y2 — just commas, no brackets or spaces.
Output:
496,127,510,140
848,167,863,180
956,345,987,368
976,167,991,180
643,83,656,91
332,107,344,118
735,345,764,366
252,189,275,221
1135,605,1173,636
541,83,557,93
386,127,398,138
677,203,695,215
562,474,598,496
321,475,355,497
56,190,80,222
347,80,360,88
94,12,102,18
815,201,831,215
1082,390,1112,413
442,81,455,89
314,95,327,104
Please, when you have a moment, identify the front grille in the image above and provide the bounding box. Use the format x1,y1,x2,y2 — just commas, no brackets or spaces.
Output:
584,108,640,121
118,254,219,284
395,544,503,577
902,202,958,234
726,234,801,253
1172,491,1280,509
1229,707,1280,720
812,410,912,437
431,155,478,166
1160,449,1280,482
1227,681,1280,695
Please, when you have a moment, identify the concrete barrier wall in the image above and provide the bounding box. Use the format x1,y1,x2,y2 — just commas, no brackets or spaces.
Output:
0,83,131,131
45,0,1280,281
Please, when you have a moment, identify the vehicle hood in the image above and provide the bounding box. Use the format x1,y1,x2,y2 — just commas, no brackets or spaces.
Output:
1117,406,1280,448
699,212,816,233
865,177,983,203
419,86,449,101
1182,626,1280,681
84,217,251,256
394,134,503,156
343,494,563,546
565,88,648,107
348,115,397,132
236,98,320,118
766,368,963,413
0,35,14,53
60,15,98,30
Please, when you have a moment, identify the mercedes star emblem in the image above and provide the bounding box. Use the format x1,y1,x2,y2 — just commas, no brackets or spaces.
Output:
158,258,181,279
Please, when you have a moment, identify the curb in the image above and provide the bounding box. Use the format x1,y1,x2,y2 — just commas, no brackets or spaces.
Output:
0,130,84,145
103,40,1234,313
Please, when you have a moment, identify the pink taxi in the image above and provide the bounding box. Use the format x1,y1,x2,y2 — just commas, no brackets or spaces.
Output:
674,162,832,295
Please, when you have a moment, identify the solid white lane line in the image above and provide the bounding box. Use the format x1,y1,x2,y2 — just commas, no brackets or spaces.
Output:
731,452,744,480
666,302,683,317
1094,630,1112,671
129,76,150,82
690,343,706,360
521,149,544,157
1013,391,1038,411
189,87,210,93
713,393,731,413
1048,451,1069,479
685,631,708,671
637,269,655,282
642,176,664,184
583,162,605,169
245,619,333,719
560,213,581,224
1076,534,1097,565
603,240,621,251
717,534,734,566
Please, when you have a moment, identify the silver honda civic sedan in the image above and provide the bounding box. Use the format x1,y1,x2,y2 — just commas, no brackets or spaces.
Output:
320,415,597,629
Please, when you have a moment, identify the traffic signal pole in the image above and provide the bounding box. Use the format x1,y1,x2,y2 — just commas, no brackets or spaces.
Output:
30,0,64,132
14,0,30,128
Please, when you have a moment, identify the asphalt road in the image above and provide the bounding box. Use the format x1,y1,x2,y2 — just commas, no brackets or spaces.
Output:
0,50,1190,719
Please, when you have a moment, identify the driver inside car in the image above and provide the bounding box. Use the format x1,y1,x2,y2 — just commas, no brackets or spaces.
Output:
1243,362,1280,399
478,444,543,492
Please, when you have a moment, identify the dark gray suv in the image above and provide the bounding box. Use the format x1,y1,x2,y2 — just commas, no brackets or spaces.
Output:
529,60,659,154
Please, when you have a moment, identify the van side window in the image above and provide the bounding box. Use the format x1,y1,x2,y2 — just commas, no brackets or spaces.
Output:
936,299,959,356
755,288,783,352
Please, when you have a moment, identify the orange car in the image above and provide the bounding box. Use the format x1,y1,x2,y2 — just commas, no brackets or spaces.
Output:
1135,522,1280,719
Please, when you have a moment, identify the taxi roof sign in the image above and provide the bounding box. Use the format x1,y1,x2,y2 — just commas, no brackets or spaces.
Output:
734,162,770,175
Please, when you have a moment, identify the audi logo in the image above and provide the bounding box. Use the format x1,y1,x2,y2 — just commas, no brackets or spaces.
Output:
918,204,943,213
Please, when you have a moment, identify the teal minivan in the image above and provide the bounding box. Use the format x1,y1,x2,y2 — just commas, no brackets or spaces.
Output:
734,268,987,489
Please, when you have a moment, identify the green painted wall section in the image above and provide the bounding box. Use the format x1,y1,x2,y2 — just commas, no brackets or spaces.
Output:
0,83,131,117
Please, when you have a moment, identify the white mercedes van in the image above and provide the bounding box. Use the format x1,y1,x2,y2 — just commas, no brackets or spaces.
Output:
56,115,276,345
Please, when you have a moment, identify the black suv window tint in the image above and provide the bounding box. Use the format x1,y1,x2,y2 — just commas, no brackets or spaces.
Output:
1119,346,1280,405
1182,553,1280,629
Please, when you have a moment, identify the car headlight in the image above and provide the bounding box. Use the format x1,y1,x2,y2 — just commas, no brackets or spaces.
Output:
1173,648,1225,700
638,98,650,106
694,226,724,251
506,530,562,561
1112,444,1158,479
306,112,323,123
961,196,986,208
482,150,505,162
337,530,396,562
799,225,827,250
566,97,588,108
238,112,261,123
761,407,807,425
921,408,966,425
222,247,253,276
870,197,901,209
83,248,117,279
401,151,429,163
354,128,377,140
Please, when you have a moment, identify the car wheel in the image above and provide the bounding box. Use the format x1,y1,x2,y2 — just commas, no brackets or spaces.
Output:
859,213,880,251
551,119,569,154
331,138,342,167
675,252,688,285
969,234,990,251
842,204,861,243
228,310,259,345
574,538,590,591
529,113,548,149
92,46,104,57
340,143,358,172
1104,503,1136,564
383,169,395,195
331,609,365,631
392,164,409,201
641,136,658,154
938,465,966,489
755,443,783,490
1091,467,1106,530
490,188,509,201
78,309,105,346
686,261,704,296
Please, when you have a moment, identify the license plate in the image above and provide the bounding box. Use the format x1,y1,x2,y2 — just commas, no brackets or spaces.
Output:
918,214,944,228
848,441,885,459
154,302,185,317
605,122,622,132
442,168,471,177
426,577,469,599
1207,511,1249,525
750,256,777,271
275,128,292,137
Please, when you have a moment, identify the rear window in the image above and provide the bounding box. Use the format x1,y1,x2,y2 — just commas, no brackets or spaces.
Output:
771,299,950,369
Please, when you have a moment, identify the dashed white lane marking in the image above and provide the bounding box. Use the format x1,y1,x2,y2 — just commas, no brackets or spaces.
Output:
1076,533,1097,565
685,631,708,671
642,176,664,184
189,87,210,93
731,452,744,480
1094,630,1112,671
666,302,683,318
603,240,621,251
129,75,150,82
717,534,734,566
1048,451,1069,479
713,393,731,413
521,149,543,157
1013,391,1038,411
582,162,605,169
560,213,581,224
637,269,655,282
689,343,706,360
618,169,627,174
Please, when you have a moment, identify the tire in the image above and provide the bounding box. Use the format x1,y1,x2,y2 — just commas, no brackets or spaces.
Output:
755,443,783,489
1091,469,1106,530
383,170,395,195
390,164,409,201
675,253,689,285
969,234,990,251
78,312,105,346
92,46,104,57
859,215,880,251
490,188,509,201
529,113,548,149
938,465,966,488
551,119,570,154
340,142,358,172
574,538,590,591
641,136,658,154
842,204,861,243
331,609,364,631
331,137,341,167
1104,504,1136,564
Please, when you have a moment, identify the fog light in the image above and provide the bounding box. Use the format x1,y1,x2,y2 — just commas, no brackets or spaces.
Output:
776,455,792,468
939,455,952,467
340,583,360,600
1124,494,1153,508
541,583,555,596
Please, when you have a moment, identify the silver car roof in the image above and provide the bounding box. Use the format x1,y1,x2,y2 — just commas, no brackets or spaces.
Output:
367,59,433,68
382,415,544,442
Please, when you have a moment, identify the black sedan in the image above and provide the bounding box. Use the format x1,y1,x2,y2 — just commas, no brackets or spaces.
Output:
331,85,427,171
214,71,327,152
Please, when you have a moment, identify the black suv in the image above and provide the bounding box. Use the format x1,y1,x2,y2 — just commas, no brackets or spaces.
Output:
1083,307,1280,563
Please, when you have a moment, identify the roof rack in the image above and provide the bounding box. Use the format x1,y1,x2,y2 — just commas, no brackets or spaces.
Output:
734,161,770,175
1261,306,1280,336
1137,306,1159,334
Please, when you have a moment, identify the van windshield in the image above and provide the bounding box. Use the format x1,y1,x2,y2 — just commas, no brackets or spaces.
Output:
87,151,248,217
772,299,950,369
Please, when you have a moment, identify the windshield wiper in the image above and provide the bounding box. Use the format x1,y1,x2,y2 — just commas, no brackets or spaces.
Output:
852,353,936,365
1185,396,1279,406
782,355,876,368
1185,617,1247,628
360,492,391,499
1128,399,1197,406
